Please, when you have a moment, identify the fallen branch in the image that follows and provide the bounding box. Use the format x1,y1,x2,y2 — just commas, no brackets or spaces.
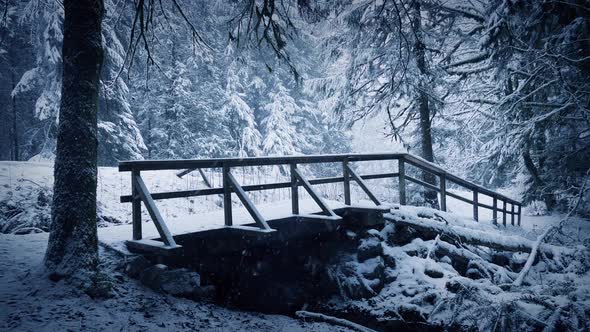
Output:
435,240,519,282
513,171,589,286
384,212,570,257
295,310,377,332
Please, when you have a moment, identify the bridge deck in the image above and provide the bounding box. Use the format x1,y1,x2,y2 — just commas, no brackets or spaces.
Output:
98,199,385,254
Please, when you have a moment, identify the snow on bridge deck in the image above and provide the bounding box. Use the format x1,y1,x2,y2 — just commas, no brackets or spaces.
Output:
98,198,349,254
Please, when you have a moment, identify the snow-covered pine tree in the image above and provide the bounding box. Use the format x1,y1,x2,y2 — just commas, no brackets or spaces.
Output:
8,0,147,165
468,0,590,214
10,0,63,160
98,5,146,165
260,82,300,175
261,83,299,156
222,45,262,158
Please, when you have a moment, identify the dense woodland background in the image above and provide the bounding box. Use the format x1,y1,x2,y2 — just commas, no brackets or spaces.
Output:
0,0,588,215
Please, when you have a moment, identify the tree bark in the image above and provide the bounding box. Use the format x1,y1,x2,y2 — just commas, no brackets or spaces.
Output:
523,149,555,210
411,0,438,208
44,0,104,283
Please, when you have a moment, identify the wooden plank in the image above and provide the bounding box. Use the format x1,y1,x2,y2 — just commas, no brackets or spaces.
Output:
405,175,441,192
225,225,276,235
345,164,381,205
403,154,444,176
502,199,507,227
131,170,142,240
399,158,406,205
119,153,407,171
492,197,498,225
121,173,400,203
227,171,272,231
511,203,515,226
126,239,182,256
343,159,351,205
361,172,399,180
133,175,177,247
293,168,338,217
121,187,223,202
473,188,479,222
222,164,232,227
446,191,473,204
440,174,447,212
290,163,299,214
517,205,521,226
176,168,194,178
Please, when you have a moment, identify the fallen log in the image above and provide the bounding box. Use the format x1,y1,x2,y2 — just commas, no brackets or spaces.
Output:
435,240,519,282
383,212,570,257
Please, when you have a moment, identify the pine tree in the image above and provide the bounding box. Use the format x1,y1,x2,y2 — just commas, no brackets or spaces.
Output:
98,12,147,165
222,45,262,157
469,0,590,213
261,83,299,158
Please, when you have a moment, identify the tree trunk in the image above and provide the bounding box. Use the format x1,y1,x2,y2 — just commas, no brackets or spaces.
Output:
523,150,555,210
411,0,438,208
44,0,104,283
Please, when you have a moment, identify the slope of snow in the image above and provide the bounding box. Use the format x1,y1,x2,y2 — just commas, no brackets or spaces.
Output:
0,232,354,332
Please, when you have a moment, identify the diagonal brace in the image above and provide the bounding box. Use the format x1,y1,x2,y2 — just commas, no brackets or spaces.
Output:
293,168,338,217
226,171,272,231
134,175,177,247
345,164,382,206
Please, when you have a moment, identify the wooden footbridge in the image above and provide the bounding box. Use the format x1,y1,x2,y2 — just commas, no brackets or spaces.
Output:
119,153,522,257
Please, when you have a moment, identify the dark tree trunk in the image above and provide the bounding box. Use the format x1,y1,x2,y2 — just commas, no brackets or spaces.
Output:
411,0,438,208
523,150,555,210
44,0,104,283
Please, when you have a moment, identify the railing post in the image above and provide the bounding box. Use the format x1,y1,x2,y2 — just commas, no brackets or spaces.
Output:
222,163,232,226
290,163,299,214
492,197,498,225
502,199,507,227
517,205,521,226
132,169,142,240
473,188,479,222
439,174,447,212
343,158,351,205
398,157,406,205
511,203,515,226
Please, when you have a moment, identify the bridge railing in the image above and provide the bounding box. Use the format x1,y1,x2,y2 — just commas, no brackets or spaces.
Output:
119,153,522,247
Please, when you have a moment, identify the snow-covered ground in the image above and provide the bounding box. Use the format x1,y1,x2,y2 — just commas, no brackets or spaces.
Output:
0,231,354,332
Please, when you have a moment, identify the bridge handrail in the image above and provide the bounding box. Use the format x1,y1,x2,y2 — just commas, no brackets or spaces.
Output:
119,153,522,245
119,153,520,204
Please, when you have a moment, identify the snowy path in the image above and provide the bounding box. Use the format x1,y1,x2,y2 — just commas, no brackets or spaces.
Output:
0,232,354,332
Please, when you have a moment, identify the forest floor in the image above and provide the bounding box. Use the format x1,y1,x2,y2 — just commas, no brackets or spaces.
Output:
0,231,355,332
